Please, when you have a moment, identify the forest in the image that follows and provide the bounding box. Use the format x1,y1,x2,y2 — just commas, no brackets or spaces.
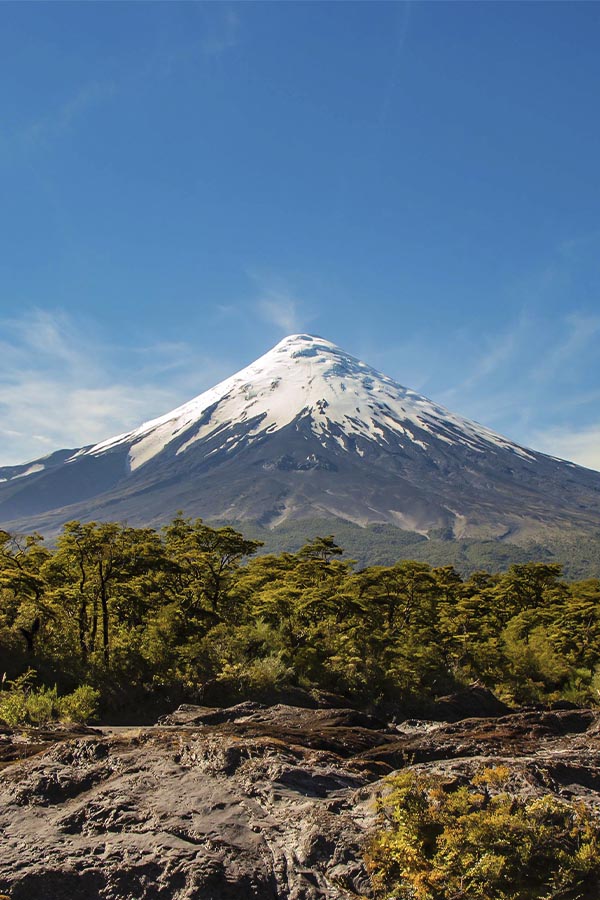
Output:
1,516,600,723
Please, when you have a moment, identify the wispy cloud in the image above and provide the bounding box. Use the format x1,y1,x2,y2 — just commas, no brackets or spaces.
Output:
201,9,241,57
437,324,523,405
383,302,600,465
529,424,600,472
4,7,242,158
0,309,228,466
250,271,316,335
258,290,302,334
531,313,600,385
15,80,117,152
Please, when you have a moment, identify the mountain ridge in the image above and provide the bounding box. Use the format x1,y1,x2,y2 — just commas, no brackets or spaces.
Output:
1,333,599,543
69,333,543,470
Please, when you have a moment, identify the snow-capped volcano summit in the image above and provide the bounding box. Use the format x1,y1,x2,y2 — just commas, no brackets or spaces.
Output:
74,333,533,471
1,334,600,539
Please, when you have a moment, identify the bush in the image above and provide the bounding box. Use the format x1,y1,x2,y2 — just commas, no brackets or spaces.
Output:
57,684,100,723
0,670,99,726
25,685,58,725
242,654,293,692
0,686,28,727
0,670,35,726
367,766,600,899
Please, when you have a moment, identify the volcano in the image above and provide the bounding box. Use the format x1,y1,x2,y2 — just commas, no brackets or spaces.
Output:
1,333,599,541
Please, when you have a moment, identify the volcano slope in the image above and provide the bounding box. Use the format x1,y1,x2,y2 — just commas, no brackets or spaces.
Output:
1,334,599,546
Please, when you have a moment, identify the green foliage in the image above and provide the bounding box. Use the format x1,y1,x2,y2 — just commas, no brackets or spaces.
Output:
219,654,293,696
57,684,100,723
0,670,35,726
3,519,600,895
221,517,600,580
0,670,98,726
24,684,59,725
1,517,600,716
368,767,600,899
0,688,28,727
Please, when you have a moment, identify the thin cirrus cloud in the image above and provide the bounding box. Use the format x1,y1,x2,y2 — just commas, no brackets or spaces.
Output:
530,313,600,386
201,9,241,57
5,7,241,158
435,325,523,404
255,280,319,336
1,306,599,472
11,80,117,155
0,309,227,467
247,268,318,338
215,273,313,336
414,311,600,471
530,425,600,472
257,291,302,334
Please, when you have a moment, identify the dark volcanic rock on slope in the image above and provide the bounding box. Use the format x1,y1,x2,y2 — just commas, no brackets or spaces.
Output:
4,703,600,899
2,334,600,542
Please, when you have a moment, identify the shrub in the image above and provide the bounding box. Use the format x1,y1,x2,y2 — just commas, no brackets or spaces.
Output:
367,766,600,900
57,684,100,723
0,671,99,726
0,670,35,727
243,654,292,692
25,685,59,725
0,686,28,727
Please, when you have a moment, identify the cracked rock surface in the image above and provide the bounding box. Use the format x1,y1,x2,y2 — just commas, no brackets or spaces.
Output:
2,703,600,899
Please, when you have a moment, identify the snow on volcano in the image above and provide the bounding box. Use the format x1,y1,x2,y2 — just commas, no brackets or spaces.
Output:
2,333,600,539
71,333,535,473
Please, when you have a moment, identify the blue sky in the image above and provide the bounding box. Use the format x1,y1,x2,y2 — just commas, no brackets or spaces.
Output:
1,2,599,469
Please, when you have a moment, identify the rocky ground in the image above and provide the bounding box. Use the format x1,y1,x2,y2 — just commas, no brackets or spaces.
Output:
2,697,600,900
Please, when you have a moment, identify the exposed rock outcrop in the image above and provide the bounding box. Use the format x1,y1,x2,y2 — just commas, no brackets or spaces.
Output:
429,684,513,721
2,703,600,899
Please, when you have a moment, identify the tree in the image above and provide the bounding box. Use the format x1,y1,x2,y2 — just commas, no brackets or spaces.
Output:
46,521,139,666
163,516,262,620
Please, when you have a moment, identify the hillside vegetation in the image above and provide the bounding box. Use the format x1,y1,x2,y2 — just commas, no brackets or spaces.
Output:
232,516,600,580
2,516,600,722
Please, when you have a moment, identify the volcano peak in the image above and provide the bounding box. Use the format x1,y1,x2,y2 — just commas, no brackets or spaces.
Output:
1,335,599,540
